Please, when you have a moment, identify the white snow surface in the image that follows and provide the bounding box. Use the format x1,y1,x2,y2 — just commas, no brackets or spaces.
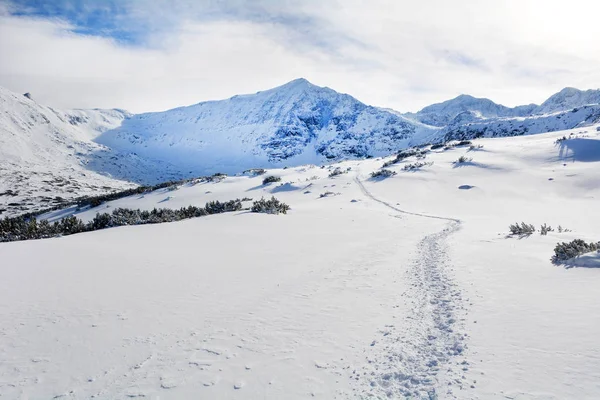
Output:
2,126,600,399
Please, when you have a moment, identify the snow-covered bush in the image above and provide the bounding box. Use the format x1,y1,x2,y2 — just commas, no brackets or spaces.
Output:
403,161,433,171
468,144,484,151
244,168,266,176
509,222,536,236
553,239,599,263
205,173,227,182
456,140,472,146
319,191,338,198
382,148,428,168
0,199,245,243
382,159,396,168
555,136,568,144
454,155,473,164
251,197,290,215
540,223,554,236
205,199,243,214
262,176,282,185
328,167,346,177
557,225,572,233
370,169,397,179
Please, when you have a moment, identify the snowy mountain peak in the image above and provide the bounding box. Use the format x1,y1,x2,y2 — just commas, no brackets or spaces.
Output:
537,87,600,114
420,93,499,113
96,80,419,174
281,77,312,87
409,94,513,127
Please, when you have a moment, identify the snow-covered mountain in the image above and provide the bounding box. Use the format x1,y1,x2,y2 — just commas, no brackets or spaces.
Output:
404,94,536,127
536,87,600,114
97,80,600,174
0,87,185,217
3,79,600,217
440,104,600,141
403,87,600,141
95,78,431,174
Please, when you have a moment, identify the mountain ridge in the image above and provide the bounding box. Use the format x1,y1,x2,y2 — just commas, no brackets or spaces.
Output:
94,78,425,174
2,79,600,218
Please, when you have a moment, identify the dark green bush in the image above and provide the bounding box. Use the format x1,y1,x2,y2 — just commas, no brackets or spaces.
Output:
370,169,397,179
328,167,346,177
553,239,599,263
244,168,266,176
0,199,245,243
455,155,473,164
509,222,536,236
251,197,290,215
262,176,282,185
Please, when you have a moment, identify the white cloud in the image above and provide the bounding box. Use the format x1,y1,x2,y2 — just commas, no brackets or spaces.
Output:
1,0,600,113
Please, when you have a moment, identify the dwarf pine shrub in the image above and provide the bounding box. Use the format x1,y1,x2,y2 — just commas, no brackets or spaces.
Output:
328,167,346,177
553,239,599,263
371,169,397,179
509,222,536,236
262,176,282,185
251,197,290,215
0,199,245,243
403,161,434,171
455,155,473,164
456,140,473,146
382,148,428,168
319,191,337,198
244,168,266,176
540,223,554,236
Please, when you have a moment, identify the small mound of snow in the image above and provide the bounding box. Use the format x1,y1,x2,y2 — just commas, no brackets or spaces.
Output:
271,182,302,193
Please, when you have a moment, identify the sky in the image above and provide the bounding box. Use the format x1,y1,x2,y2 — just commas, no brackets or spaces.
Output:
1,0,600,113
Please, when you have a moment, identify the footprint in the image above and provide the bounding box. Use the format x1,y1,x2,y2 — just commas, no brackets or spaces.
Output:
233,380,245,390
160,377,177,389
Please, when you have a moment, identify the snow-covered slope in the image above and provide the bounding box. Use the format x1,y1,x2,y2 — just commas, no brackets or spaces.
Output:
95,78,430,174
4,81,600,218
0,87,187,217
2,126,600,399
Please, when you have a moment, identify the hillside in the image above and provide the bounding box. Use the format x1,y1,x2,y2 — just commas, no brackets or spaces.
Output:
3,81,600,217
2,126,599,399
0,88,185,217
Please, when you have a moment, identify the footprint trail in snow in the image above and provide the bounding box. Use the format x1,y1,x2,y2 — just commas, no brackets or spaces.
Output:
352,175,470,399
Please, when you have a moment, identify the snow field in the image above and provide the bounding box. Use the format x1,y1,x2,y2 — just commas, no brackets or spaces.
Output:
1,126,600,399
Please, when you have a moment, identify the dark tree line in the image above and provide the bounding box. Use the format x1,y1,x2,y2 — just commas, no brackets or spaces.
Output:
1,196,292,243
10,173,230,221
0,199,242,243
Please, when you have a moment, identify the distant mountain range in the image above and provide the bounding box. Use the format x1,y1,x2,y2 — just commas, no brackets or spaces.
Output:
2,79,600,215
94,79,600,173
405,87,600,141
